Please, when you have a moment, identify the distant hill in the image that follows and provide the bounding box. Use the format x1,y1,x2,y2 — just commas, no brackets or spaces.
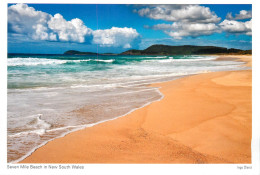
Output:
64,45,252,55
64,50,119,56
64,50,98,55
120,45,252,55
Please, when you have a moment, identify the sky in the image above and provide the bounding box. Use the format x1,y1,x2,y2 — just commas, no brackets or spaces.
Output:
7,3,252,54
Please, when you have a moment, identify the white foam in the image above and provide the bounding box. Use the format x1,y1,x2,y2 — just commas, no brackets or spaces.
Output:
93,59,115,63
8,57,68,66
8,57,108,66
35,114,51,129
70,83,118,89
69,73,188,90
67,59,91,63
143,56,217,63
8,114,51,137
8,129,46,137
144,56,167,58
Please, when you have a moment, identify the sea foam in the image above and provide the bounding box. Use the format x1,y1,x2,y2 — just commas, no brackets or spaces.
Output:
8,57,114,66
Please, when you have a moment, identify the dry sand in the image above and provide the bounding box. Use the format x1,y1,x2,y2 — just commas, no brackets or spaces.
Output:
20,55,252,164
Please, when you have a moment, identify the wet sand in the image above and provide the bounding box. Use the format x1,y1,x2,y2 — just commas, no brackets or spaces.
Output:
20,55,252,164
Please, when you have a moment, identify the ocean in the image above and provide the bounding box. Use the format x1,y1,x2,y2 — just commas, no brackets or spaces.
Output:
7,54,247,162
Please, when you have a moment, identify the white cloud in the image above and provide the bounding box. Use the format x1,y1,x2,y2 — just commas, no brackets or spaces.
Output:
32,24,57,41
48,14,92,43
92,27,140,48
135,5,221,23
146,22,219,39
8,4,92,43
219,19,252,36
8,4,141,48
135,4,224,39
137,5,252,39
8,3,56,41
226,10,252,20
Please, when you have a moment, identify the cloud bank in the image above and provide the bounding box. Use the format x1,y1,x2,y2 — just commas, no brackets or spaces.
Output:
8,3,252,47
135,4,252,39
92,27,140,48
47,13,93,43
226,10,252,20
8,3,55,41
135,4,221,23
8,4,140,48
145,22,219,39
219,19,252,36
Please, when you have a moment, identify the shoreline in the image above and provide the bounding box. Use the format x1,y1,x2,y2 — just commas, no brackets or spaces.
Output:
11,87,165,164
19,55,252,163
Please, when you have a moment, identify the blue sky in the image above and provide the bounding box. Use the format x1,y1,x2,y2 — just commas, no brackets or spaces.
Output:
8,4,252,54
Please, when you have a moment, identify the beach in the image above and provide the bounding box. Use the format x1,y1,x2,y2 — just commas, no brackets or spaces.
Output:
20,55,252,164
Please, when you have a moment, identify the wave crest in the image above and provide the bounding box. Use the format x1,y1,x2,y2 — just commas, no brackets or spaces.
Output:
8,57,115,66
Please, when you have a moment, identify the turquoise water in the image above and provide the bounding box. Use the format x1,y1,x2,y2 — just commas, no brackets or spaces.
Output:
7,54,246,162
8,54,214,89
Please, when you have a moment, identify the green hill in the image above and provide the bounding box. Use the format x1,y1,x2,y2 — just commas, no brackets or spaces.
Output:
64,50,98,55
64,45,251,55
120,44,251,55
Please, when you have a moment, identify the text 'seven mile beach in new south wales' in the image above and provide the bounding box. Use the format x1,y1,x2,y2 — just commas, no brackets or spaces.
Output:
4,2,259,175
